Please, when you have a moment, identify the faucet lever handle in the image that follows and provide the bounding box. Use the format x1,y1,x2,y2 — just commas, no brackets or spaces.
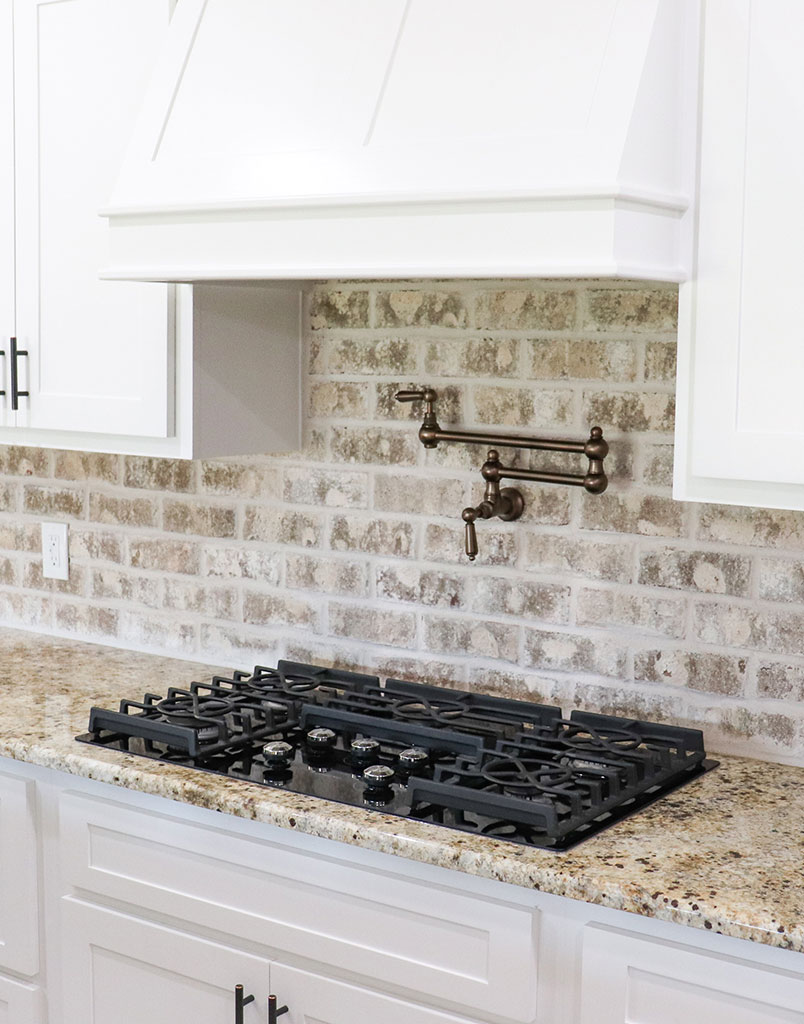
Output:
464,518,478,561
395,387,437,406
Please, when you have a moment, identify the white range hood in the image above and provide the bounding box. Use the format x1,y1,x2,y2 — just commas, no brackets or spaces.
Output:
102,0,698,283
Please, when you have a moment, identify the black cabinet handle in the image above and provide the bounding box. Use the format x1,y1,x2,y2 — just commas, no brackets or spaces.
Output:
0,345,5,397
269,993,289,1024
234,984,255,1024
9,337,29,410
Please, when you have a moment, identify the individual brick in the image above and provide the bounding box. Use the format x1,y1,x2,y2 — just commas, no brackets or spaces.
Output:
472,385,574,429
199,461,280,498
375,289,467,328
287,554,369,597
163,500,236,538
375,565,466,608
583,287,678,332
67,526,124,564
468,576,570,623
371,655,465,689
329,515,414,558
0,521,40,552
758,557,804,603
164,579,239,620
580,491,685,538
123,456,194,492
523,627,627,677
642,444,675,487
638,547,752,596
283,467,368,509
0,482,18,513
54,451,119,483
89,492,158,528
577,588,687,638
329,603,417,646
199,623,277,665
310,289,369,330
571,681,678,723
128,538,200,575
119,610,196,654
308,381,369,418
0,555,17,585
244,592,317,629
694,603,804,657
244,507,323,547
757,661,804,701
524,533,633,583
423,614,519,662
634,650,747,696
0,445,50,477
91,568,162,609
330,426,418,466
324,336,417,375
203,545,281,584
424,337,520,378
697,504,804,549
583,391,675,433
0,590,51,629
517,484,572,526
55,601,119,638
526,339,638,381
644,341,677,381
23,485,84,519
475,288,577,330
373,473,464,516
423,521,517,566
715,707,798,748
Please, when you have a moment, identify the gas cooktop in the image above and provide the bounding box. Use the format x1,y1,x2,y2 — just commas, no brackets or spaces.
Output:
77,660,717,851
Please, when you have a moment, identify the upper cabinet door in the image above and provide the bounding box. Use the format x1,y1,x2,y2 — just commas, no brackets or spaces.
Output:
0,2,13,429
675,0,804,511
12,0,175,438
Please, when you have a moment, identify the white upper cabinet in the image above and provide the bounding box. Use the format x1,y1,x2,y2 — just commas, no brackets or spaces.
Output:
11,0,174,439
102,0,700,283
674,0,804,510
0,0,302,458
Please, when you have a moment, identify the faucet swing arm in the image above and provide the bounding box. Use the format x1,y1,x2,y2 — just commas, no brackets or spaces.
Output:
396,388,609,561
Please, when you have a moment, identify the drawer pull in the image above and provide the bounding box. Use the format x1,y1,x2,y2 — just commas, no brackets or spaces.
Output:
269,993,289,1023
234,984,255,1024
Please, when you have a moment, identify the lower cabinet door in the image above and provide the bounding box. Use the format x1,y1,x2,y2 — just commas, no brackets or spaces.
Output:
60,898,271,1024
581,923,804,1024
0,768,39,976
0,975,42,1024
270,964,477,1024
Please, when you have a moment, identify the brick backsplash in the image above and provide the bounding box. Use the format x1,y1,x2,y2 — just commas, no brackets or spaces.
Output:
2,279,804,764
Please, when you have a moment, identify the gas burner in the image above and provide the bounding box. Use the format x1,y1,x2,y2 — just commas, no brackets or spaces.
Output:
78,661,717,851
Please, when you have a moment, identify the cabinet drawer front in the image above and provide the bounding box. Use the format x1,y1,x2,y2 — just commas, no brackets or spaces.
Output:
60,791,538,1021
582,924,804,1024
0,769,39,975
61,898,270,1024
0,976,42,1024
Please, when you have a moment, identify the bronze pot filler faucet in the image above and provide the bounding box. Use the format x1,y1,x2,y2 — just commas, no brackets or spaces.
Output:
395,388,609,561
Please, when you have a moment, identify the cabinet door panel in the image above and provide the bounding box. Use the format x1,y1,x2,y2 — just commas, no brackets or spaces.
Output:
0,2,13,428
13,0,174,438
61,898,270,1024
0,977,42,1024
581,923,804,1024
0,769,39,976
675,0,804,508
271,964,476,1024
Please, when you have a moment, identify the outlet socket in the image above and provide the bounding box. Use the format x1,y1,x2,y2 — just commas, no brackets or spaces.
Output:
42,522,69,581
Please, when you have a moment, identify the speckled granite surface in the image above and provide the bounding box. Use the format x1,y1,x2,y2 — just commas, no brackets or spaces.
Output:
1,626,800,953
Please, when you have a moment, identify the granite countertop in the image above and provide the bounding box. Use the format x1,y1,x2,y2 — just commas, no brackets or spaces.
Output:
1,627,800,954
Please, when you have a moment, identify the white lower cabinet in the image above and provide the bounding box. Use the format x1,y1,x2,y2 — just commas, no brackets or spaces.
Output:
0,769,39,977
581,923,804,1024
60,900,272,1024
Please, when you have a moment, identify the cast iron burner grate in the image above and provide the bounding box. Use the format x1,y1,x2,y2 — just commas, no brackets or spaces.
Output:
77,659,717,851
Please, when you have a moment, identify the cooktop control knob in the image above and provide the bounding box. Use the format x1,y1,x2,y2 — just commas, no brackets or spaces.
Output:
262,740,293,767
306,727,336,750
398,747,429,773
362,763,395,791
350,737,380,763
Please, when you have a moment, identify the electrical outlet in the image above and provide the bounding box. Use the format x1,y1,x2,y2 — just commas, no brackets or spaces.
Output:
41,522,69,581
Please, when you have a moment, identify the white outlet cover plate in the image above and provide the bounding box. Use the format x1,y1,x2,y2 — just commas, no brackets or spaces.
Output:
41,522,69,581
